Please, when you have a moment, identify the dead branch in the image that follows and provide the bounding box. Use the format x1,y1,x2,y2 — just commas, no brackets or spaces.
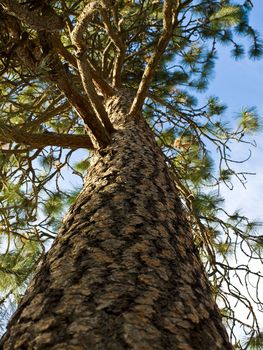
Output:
24,102,71,132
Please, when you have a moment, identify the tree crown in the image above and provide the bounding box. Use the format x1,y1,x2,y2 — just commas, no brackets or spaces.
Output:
0,0,262,347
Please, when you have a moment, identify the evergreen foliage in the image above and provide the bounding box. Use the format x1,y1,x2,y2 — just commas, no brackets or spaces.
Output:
0,0,262,348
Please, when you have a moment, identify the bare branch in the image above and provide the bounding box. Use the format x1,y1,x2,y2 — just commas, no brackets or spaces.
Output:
70,1,114,135
102,40,113,75
99,2,126,87
75,52,115,134
38,31,111,148
70,1,98,50
129,0,179,116
0,0,64,32
24,102,70,131
88,60,116,97
0,124,94,149
53,61,111,147
52,34,115,97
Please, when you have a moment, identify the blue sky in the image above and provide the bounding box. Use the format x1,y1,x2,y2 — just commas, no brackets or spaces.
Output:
206,0,263,220
206,1,263,337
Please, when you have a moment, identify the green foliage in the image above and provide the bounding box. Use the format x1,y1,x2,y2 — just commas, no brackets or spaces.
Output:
43,192,65,217
0,238,42,323
0,240,41,293
231,44,245,59
207,96,227,116
192,191,225,217
209,6,243,28
237,107,261,133
243,332,263,349
73,157,90,174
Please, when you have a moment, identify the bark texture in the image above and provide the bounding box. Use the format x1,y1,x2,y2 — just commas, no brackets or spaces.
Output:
1,91,232,350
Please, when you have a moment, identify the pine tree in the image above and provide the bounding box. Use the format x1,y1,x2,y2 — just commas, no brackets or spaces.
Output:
0,0,262,349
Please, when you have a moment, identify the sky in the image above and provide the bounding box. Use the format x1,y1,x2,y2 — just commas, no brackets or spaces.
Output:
206,0,263,221
206,1,263,340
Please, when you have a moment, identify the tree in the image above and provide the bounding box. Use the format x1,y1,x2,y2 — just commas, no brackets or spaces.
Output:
0,0,262,349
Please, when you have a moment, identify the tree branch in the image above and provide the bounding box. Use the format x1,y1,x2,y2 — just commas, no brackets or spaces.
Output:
88,60,116,97
129,0,179,116
70,1,98,50
24,101,70,131
52,34,115,96
0,0,64,32
0,123,94,149
75,52,115,134
99,2,126,88
70,1,114,135
38,31,111,148
53,60,111,147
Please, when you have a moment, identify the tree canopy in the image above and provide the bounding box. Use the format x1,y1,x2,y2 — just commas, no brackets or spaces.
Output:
0,0,263,348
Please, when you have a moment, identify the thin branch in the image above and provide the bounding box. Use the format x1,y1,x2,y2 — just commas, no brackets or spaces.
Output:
38,31,111,148
70,1,114,135
52,34,115,96
88,60,116,96
24,101,70,131
102,40,113,75
75,52,115,134
0,123,94,149
53,62,111,147
100,3,123,51
129,0,179,116
99,1,126,87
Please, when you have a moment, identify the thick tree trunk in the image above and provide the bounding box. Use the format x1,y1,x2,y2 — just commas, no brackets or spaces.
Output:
1,91,232,350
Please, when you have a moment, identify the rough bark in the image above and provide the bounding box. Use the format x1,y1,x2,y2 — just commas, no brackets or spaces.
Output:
0,91,232,350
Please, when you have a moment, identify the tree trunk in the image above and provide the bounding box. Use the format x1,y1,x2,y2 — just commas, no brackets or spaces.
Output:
0,91,232,350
